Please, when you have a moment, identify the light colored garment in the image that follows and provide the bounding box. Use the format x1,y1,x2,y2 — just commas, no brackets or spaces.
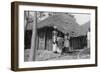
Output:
64,39,69,47
53,43,57,52
87,32,90,40
87,32,90,48
52,35,57,52
56,47,62,53
56,37,64,53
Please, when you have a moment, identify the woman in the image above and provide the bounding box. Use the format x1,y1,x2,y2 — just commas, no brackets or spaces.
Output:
62,33,70,54
56,36,64,54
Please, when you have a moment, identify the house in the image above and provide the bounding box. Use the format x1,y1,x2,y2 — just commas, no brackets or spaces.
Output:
24,12,90,51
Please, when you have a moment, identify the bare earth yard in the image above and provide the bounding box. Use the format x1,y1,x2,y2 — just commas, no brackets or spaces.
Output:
24,48,90,61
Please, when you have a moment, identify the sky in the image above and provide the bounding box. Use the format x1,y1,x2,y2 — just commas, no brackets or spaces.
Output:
72,14,90,25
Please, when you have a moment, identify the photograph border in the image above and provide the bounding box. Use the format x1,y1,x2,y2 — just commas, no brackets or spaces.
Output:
11,1,98,71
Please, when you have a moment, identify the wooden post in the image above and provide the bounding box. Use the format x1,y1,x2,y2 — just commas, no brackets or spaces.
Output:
29,11,37,61
87,30,90,49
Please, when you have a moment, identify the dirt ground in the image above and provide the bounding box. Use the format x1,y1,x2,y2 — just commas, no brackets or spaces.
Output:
24,48,90,61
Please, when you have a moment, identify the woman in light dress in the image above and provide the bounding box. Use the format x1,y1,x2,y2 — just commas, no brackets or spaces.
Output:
56,37,64,54
64,33,70,51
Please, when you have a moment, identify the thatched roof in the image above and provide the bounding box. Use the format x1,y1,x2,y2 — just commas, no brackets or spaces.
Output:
37,14,80,37
26,13,90,37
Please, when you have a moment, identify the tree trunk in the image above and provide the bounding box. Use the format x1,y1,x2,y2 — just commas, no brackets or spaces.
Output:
29,11,37,61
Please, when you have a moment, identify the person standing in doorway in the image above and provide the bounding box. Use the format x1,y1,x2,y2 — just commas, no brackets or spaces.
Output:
63,33,70,54
56,36,64,54
52,26,58,53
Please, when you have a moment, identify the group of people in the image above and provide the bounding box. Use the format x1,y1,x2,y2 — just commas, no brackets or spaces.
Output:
52,32,70,55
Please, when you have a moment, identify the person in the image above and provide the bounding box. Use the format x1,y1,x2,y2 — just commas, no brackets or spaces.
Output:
62,33,70,54
52,39,57,53
56,36,64,54
52,29,58,53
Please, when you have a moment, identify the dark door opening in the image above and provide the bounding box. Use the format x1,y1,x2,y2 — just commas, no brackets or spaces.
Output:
36,26,64,51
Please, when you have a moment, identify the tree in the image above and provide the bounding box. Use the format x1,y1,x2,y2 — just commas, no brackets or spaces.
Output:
28,11,37,61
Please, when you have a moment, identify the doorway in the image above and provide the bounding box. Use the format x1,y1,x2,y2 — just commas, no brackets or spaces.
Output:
36,26,64,51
